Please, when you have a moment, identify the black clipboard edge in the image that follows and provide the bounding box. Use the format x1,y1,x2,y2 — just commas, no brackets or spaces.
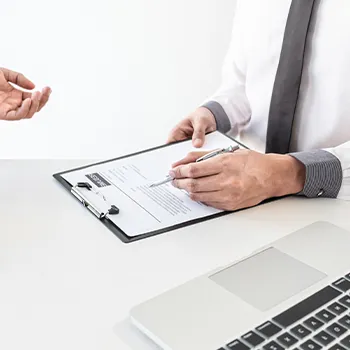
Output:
53,132,249,243
55,131,248,178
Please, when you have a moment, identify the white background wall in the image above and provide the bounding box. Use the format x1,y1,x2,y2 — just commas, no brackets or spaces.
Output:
0,0,236,159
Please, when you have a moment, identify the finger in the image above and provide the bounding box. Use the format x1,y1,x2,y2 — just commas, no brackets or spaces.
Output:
1,68,35,90
38,87,52,111
172,174,222,193
171,156,222,179
205,201,239,211
5,98,32,121
189,191,223,203
22,91,33,100
172,151,209,168
166,129,188,144
166,120,193,144
204,195,266,212
192,118,207,148
202,201,223,210
26,92,41,119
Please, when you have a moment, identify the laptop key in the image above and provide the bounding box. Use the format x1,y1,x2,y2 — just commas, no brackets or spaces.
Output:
273,286,341,328
290,325,311,339
333,278,350,292
345,273,350,280
263,340,285,350
304,317,324,331
242,331,265,347
227,339,250,350
314,330,335,346
328,302,348,315
300,340,322,350
339,295,350,308
315,309,336,323
256,321,282,338
329,344,347,350
277,332,298,347
338,314,350,328
327,323,347,337
340,335,350,348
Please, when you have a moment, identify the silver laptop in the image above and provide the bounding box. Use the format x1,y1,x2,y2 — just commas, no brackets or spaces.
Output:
130,221,350,350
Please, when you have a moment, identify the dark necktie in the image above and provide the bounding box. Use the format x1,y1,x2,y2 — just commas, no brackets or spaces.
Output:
265,0,316,154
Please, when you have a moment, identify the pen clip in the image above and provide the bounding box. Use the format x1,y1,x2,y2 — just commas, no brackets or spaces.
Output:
71,182,119,219
196,145,239,162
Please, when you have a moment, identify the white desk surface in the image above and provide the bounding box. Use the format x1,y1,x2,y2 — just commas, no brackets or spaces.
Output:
1,159,350,350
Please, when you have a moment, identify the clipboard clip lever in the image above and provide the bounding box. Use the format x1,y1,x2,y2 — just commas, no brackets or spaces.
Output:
71,182,119,219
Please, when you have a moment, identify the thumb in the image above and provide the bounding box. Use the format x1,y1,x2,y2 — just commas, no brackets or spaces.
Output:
0,70,13,92
0,68,35,90
172,151,209,168
192,118,207,148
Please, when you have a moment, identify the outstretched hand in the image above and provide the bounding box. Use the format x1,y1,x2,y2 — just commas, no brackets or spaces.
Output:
0,67,51,121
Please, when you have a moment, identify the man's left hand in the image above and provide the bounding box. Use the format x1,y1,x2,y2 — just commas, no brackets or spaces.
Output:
0,67,51,121
170,149,306,211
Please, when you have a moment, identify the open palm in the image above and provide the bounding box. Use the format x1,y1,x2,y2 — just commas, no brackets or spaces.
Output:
0,68,51,121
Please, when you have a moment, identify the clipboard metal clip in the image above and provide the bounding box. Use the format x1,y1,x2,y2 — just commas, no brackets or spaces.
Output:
71,182,119,219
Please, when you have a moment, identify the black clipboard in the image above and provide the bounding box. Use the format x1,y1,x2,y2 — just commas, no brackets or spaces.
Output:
53,132,249,243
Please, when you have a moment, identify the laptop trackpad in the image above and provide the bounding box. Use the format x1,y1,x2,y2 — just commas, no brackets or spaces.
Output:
209,247,326,311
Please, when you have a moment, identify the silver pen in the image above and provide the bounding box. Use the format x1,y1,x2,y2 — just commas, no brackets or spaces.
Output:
149,145,239,188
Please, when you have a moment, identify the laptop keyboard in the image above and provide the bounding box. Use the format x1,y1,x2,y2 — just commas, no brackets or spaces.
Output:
218,273,350,350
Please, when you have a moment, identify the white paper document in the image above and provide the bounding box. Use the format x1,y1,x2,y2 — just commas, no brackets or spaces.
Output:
62,132,238,237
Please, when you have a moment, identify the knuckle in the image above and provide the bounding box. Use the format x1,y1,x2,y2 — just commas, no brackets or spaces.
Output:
173,168,181,178
232,179,244,192
187,164,197,178
237,179,245,191
221,203,230,211
220,154,231,168
189,192,198,201
224,203,236,211
15,73,22,84
188,179,198,192
218,174,227,189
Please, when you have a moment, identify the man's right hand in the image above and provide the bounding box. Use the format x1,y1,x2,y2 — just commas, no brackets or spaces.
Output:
167,107,217,148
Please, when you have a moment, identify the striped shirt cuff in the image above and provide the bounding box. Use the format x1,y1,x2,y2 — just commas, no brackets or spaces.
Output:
289,150,343,198
202,101,231,133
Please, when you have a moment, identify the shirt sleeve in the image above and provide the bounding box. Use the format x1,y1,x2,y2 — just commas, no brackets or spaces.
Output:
289,141,350,200
201,0,251,135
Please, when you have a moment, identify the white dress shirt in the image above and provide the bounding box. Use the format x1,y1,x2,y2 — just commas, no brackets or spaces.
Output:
203,0,350,200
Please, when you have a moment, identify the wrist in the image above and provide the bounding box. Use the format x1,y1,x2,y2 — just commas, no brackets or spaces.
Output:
267,154,306,197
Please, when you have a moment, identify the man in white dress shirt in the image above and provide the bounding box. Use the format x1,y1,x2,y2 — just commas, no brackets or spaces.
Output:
167,0,350,211
0,67,51,121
